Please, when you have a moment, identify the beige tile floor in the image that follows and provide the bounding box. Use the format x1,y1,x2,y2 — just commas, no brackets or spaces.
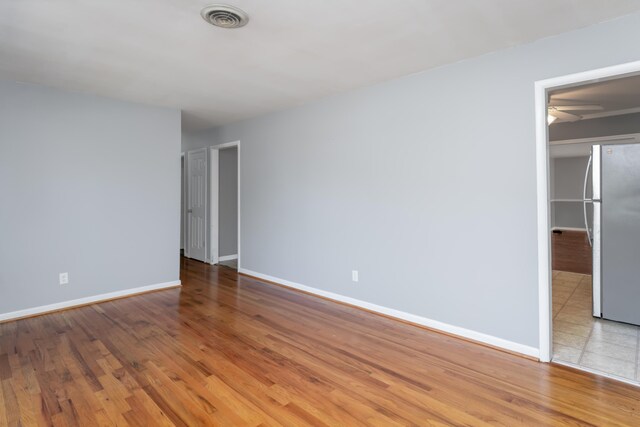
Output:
553,271,640,382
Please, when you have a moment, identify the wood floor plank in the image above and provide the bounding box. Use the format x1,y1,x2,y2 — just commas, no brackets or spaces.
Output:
552,230,592,274
1,257,640,425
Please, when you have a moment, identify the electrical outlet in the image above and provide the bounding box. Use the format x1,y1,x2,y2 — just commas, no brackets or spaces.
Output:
352,270,359,282
59,272,69,285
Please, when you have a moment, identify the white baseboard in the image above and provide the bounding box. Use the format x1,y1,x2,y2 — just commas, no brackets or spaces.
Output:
0,280,181,323
239,268,539,359
219,254,238,262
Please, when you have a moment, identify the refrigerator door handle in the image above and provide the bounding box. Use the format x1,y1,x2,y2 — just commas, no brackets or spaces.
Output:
583,153,593,247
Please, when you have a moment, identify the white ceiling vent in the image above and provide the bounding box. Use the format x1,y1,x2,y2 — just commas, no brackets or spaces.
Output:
201,5,249,29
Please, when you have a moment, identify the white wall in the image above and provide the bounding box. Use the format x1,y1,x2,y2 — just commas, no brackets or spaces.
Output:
0,80,181,315
182,11,640,352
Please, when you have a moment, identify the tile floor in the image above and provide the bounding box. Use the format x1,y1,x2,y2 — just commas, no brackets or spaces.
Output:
553,271,640,383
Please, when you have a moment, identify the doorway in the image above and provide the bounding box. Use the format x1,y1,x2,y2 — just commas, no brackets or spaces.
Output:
185,148,208,262
536,61,640,384
210,141,240,270
181,153,185,255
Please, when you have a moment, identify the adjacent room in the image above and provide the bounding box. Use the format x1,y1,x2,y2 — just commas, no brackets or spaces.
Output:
5,1,640,425
549,74,640,383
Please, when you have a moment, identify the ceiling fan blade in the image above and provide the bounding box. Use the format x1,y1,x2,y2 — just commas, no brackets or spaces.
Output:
549,110,581,122
552,105,604,111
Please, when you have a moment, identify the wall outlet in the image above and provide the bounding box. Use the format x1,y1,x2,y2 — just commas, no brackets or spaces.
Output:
59,272,69,285
352,270,359,282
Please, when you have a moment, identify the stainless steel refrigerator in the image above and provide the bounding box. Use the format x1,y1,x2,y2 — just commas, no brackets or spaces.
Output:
585,143,640,325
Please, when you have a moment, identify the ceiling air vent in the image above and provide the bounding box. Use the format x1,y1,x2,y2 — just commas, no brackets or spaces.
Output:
201,4,249,29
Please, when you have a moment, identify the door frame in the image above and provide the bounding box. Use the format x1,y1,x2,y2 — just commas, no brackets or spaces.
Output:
181,152,186,253
535,60,640,362
209,141,241,268
185,148,208,262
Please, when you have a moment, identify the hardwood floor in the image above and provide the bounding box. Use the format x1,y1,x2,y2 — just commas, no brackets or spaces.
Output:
2,258,640,426
552,229,592,275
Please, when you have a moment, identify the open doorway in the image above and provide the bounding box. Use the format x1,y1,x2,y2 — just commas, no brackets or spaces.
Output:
181,153,185,256
184,148,209,262
537,63,640,384
210,141,240,270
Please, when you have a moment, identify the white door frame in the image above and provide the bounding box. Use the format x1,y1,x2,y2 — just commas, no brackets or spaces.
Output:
181,152,186,253
535,60,640,362
209,141,241,268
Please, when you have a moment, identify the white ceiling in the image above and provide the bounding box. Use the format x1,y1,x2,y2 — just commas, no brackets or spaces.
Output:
550,74,640,158
550,73,640,116
3,1,640,130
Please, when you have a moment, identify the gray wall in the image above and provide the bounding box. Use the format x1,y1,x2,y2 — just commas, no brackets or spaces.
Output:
183,11,640,350
0,80,181,314
550,112,640,141
219,147,238,256
552,156,590,229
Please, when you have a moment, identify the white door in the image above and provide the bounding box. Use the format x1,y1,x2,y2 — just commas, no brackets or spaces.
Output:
187,149,207,262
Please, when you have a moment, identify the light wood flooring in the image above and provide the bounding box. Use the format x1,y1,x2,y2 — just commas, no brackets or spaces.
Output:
1,258,640,425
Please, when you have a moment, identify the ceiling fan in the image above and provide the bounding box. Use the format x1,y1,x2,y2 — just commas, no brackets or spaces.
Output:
547,99,603,124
